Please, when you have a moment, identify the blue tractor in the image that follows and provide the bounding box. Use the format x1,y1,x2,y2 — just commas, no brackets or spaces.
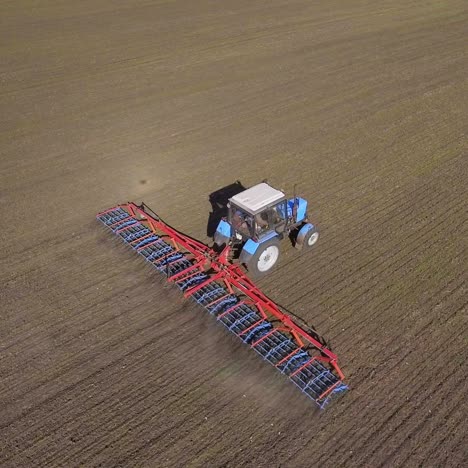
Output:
214,182,319,276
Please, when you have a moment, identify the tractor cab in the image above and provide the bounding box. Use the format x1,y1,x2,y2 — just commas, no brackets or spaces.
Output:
214,182,319,276
229,183,287,241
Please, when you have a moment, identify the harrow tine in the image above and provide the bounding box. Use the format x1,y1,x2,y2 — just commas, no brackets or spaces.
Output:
216,301,244,320
107,215,131,229
238,319,264,337
251,328,277,348
137,237,161,251
242,322,271,344
96,206,123,217
275,347,301,368
290,357,318,378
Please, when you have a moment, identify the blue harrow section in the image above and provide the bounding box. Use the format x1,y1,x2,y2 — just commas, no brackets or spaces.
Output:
97,207,347,408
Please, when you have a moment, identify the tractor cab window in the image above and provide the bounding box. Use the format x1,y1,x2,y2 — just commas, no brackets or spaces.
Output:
254,211,270,235
271,201,287,223
255,201,287,237
273,200,288,221
230,206,254,238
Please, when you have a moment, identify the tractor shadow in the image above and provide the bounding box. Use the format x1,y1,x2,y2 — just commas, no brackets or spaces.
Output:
206,180,247,238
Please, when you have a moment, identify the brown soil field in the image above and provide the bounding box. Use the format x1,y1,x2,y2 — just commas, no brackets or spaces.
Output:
1,0,467,466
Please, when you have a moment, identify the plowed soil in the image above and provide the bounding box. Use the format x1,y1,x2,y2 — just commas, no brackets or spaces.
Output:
1,1,467,467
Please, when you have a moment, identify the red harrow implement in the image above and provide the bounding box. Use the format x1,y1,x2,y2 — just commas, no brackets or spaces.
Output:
97,202,347,408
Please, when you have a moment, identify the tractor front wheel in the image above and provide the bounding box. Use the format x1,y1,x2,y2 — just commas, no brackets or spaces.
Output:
303,228,319,248
248,238,281,276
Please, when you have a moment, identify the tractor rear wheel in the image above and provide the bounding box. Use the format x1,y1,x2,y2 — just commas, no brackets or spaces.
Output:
248,238,281,276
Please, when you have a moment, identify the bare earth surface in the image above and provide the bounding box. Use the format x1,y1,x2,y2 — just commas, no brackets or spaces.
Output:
1,1,467,466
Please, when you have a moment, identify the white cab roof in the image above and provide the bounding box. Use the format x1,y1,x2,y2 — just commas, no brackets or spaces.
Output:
230,183,285,215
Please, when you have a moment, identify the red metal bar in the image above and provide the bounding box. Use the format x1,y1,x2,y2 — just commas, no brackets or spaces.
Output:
253,303,268,320
174,267,205,284
275,347,301,368
251,328,277,347
331,361,345,381
115,222,139,234
205,293,231,308
290,357,318,378
317,380,341,402
238,319,264,337
217,301,245,320
130,232,154,245
127,204,136,216
165,256,187,267
223,278,234,295
152,251,176,265
97,206,122,217
183,271,224,298
108,216,131,229
137,238,161,251
169,260,205,282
